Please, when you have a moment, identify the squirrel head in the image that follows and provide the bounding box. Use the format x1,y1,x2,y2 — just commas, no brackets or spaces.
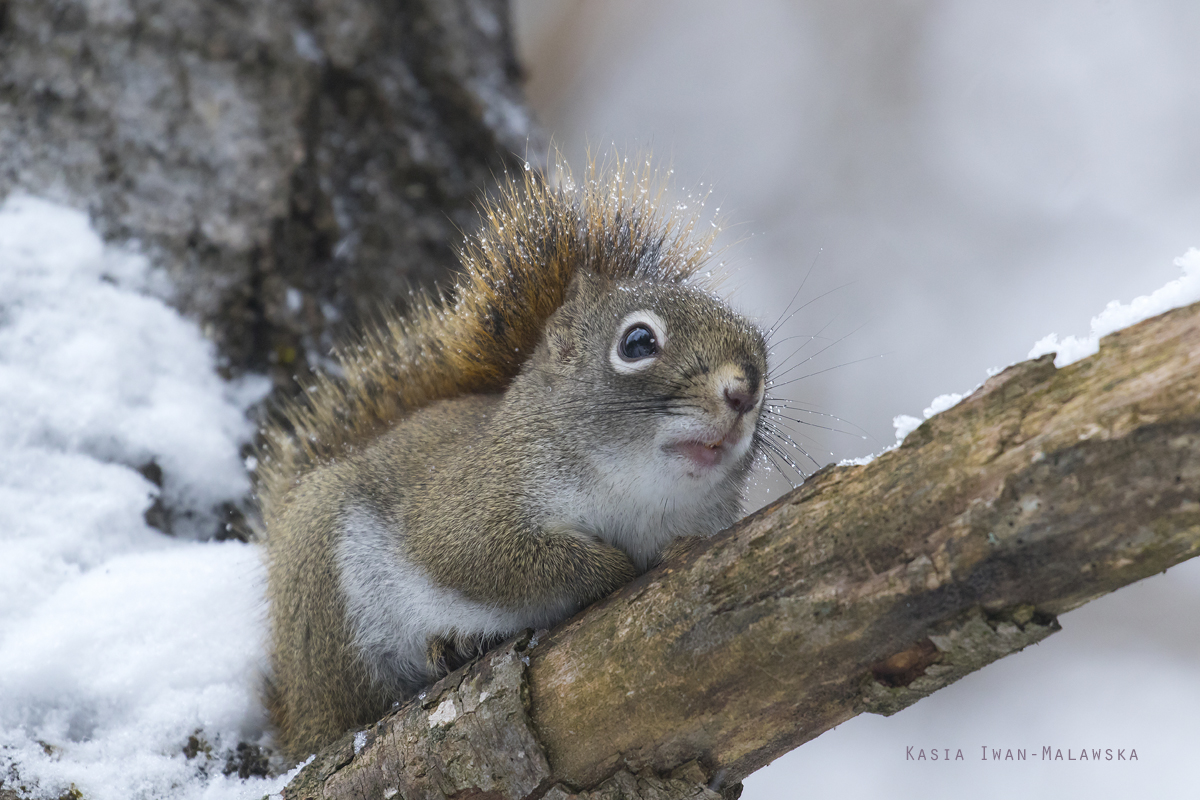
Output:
514,267,767,499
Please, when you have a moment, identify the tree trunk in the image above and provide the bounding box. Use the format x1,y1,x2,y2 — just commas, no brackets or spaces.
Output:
281,300,1200,799
0,0,537,386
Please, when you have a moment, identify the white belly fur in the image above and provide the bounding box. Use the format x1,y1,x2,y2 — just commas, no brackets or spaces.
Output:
336,508,577,693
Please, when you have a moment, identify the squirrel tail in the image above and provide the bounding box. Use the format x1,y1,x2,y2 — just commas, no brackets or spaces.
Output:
256,154,720,518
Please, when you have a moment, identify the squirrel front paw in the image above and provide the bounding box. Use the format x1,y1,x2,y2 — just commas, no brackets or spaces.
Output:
424,633,475,678
425,634,451,676
655,536,707,567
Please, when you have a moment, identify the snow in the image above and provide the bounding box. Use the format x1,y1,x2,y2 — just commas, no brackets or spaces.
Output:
891,248,1200,445
1029,248,1200,367
840,393,968,465
892,392,965,444
0,196,283,800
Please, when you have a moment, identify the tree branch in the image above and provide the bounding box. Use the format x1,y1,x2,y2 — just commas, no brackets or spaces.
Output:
282,301,1200,799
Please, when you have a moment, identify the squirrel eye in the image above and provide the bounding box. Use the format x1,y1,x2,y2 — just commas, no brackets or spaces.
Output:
618,324,658,361
610,309,667,373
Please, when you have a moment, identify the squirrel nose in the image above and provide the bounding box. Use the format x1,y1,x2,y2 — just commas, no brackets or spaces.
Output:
724,385,757,415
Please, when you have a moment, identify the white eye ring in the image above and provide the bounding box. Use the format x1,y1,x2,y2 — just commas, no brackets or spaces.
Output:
610,310,668,374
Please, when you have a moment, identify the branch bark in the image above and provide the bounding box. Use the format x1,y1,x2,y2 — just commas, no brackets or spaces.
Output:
280,300,1200,799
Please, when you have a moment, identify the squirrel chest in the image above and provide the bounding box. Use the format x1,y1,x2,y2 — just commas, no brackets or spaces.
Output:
261,166,769,760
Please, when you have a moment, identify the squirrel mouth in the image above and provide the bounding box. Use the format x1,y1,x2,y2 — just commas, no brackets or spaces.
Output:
667,436,733,471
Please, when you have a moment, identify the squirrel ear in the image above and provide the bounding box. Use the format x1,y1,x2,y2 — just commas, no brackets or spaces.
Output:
564,269,603,305
549,270,600,366
542,294,582,366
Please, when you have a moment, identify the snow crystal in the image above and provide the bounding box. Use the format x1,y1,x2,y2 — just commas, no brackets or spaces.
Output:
0,196,283,800
1029,248,1200,367
891,414,923,443
837,453,880,468
891,393,965,444
265,755,315,800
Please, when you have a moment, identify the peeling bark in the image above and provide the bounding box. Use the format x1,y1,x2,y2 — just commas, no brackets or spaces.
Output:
283,301,1200,799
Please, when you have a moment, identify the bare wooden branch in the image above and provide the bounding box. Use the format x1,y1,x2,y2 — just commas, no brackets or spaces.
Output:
283,301,1200,799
